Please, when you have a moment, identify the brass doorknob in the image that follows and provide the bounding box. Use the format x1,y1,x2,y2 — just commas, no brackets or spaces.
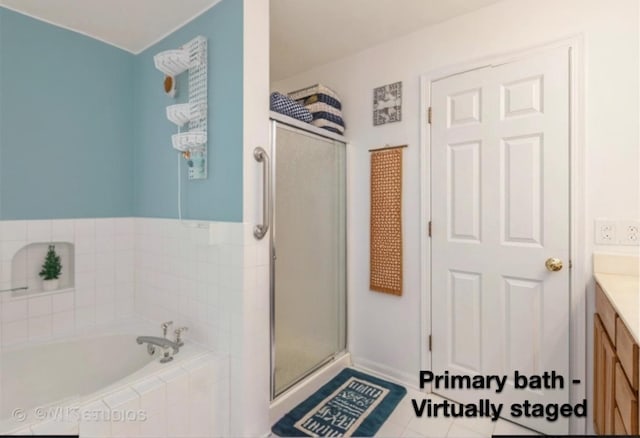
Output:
545,257,563,272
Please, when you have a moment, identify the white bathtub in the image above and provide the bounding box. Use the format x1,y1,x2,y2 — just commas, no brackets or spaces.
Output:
2,334,152,422
1,320,229,437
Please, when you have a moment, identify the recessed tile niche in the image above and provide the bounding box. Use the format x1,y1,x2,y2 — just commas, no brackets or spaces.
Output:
11,242,75,295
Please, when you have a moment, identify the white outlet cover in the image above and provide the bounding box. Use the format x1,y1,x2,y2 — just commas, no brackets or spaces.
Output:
595,219,617,244
619,220,640,246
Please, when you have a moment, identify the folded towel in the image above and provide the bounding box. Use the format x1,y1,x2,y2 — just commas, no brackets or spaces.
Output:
318,126,343,135
304,102,343,119
295,93,342,110
288,84,341,103
311,119,345,135
283,85,346,134
270,92,313,123
311,111,345,128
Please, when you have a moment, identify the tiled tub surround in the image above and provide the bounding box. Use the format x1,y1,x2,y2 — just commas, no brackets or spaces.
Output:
1,319,229,437
0,218,247,350
133,218,248,351
0,218,251,436
0,218,252,435
0,218,135,347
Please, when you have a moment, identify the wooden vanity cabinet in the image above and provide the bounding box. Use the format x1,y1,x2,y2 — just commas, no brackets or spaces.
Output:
594,282,639,435
594,313,618,434
594,314,604,432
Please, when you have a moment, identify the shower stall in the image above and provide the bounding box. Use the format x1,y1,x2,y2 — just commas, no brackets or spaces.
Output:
258,117,348,399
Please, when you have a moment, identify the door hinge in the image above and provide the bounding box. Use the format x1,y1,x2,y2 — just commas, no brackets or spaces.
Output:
428,335,432,351
428,221,432,237
427,107,432,124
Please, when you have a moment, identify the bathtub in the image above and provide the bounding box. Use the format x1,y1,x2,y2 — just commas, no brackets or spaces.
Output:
1,320,229,437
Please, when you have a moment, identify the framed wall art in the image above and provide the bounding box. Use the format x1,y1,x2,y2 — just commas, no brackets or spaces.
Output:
373,81,402,126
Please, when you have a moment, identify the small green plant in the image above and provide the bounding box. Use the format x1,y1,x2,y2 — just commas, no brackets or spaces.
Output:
39,245,62,280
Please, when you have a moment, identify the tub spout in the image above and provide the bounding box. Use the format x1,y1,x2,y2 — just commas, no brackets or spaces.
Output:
136,336,180,355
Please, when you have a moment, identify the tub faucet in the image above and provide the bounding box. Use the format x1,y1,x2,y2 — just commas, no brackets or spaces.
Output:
136,336,180,363
174,326,188,346
161,320,173,338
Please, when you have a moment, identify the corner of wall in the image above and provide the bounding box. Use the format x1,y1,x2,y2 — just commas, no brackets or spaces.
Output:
131,0,244,222
229,0,271,436
0,7,4,220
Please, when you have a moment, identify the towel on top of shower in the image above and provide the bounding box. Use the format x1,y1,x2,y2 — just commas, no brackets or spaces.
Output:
288,84,342,109
311,112,345,128
270,92,313,123
311,119,345,135
287,84,346,135
304,102,342,118
293,92,342,111
306,103,345,127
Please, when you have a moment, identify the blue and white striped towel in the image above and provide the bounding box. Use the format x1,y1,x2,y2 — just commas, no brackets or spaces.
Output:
295,93,342,111
312,119,345,135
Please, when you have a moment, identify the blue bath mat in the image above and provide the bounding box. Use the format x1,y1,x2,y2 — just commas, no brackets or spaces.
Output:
272,368,407,437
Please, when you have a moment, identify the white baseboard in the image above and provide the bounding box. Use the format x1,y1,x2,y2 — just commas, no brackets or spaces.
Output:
351,356,423,393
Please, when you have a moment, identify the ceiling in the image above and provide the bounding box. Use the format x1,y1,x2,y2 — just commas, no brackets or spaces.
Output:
0,0,501,75
0,0,221,53
271,0,501,81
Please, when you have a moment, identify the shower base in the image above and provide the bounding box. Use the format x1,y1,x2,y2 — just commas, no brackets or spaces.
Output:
274,343,336,395
270,351,351,426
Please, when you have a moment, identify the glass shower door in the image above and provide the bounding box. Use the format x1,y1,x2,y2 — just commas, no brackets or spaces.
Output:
272,122,346,397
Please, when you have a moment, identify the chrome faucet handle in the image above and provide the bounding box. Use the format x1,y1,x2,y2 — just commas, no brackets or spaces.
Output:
159,346,174,363
174,327,189,346
161,321,173,338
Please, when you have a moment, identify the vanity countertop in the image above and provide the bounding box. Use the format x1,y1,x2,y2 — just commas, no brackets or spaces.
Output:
595,272,640,344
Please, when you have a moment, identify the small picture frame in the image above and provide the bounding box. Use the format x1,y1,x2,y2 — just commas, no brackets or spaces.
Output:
373,81,402,126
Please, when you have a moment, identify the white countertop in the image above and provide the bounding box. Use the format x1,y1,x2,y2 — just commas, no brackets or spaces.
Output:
595,272,640,344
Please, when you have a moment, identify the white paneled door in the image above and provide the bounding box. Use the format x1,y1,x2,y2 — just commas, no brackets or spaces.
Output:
431,47,570,434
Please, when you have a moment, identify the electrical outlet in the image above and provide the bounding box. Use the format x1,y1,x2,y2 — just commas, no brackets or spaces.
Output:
619,220,640,245
595,220,617,244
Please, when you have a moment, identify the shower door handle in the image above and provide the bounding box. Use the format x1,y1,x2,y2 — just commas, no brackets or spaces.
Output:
254,147,270,240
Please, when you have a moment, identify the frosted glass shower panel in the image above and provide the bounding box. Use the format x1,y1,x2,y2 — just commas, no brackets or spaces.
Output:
272,123,346,396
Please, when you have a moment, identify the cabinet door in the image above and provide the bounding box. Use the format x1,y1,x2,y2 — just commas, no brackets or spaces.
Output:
602,327,618,435
594,315,605,434
614,407,628,435
596,283,617,341
616,316,639,391
615,362,639,434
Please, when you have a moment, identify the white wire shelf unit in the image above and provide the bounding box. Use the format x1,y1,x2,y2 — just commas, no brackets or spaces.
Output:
154,36,208,180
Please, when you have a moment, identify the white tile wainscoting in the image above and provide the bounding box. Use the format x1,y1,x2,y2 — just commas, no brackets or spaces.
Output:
133,218,245,351
0,217,267,436
134,218,271,436
0,218,256,352
0,218,136,347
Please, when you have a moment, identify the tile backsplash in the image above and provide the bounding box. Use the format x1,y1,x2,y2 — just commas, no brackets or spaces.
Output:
0,218,135,348
0,218,248,353
0,217,265,436
133,218,246,351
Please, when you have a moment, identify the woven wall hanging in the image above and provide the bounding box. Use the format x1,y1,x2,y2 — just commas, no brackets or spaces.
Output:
369,145,405,296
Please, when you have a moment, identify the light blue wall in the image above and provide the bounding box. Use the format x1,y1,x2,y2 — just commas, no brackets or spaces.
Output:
133,0,243,221
0,7,135,220
0,0,244,222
